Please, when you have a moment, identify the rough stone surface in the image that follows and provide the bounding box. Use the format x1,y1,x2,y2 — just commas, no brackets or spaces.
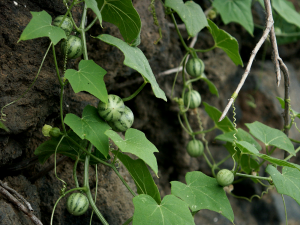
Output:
0,0,300,225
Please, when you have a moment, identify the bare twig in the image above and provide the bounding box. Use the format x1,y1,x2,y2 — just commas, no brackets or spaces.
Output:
265,0,281,86
218,1,274,122
278,58,290,159
0,183,43,225
0,180,33,211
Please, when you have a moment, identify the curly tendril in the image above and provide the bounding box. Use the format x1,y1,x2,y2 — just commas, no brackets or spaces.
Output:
231,101,238,173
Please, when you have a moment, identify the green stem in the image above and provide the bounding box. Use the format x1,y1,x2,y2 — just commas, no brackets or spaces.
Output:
84,144,109,225
65,136,137,197
195,46,216,52
85,17,98,32
123,217,133,225
50,187,87,225
235,173,272,181
89,164,98,225
215,154,231,167
80,3,88,60
182,113,193,134
177,113,192,135
170,13,190,52
185,76,203,86
59,86,67,134
64,1,80,32
203,153,213,168
52,44,64,87
73,157,80,189
122,81,147,102
281,194,288,225
290,138,300,144
192,126,217,135
284,146,300,161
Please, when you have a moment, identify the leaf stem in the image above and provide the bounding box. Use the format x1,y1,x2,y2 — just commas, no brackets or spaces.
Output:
284,146,300,161
194,46,216,52
170,13,190,53
290,138,300,144
192,126,216,135
85,17,98,32
84,144,109,225
122,81,147,102
52,44,64,87
235,173,272,181
79,3,88,60
65,136,137,197
73,157,80,189
215,154,231,167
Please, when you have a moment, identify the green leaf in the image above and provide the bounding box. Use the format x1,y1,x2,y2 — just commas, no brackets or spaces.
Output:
105,128,159,175
246,121,295,155
165,0,208,37
203,102,235,133
207,19,243,66
96,0,141,43
266,165,300,206
86,0,102,26
272,0,300,29
65,60,108,103
34,131,87,164
19,11,66,45
200,74,219,97
236,141,300,171
132,194,195,225
276,97,300,118
0,121,9,132
224,142,259,174
64,105,111,157
171,171,234,222
212,0,253,35
113,151,161,204
216,128,261,151
97,34,167,101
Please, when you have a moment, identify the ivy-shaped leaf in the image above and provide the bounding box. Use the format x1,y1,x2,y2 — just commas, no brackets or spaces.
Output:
19,11,66,45
246,121,295,155
203,102,235,133
105,128,159,175
276,97,300,118
97,34,167,101
236,141,300,171
212,0,253,35
216,128,261,151
272,0,300,29
86,0,102,26
96,0,141,43
34,131,87,164
65,60,108,103
64,105,111,157
0,121,9,132
207,19,243,66
165,0,208,37
132,194,195,225
113,151,161,204
200,74,219,97
171,171,234,222
266,165,300,206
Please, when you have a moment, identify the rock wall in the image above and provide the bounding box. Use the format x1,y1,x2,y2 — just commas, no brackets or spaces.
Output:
0,0,300,224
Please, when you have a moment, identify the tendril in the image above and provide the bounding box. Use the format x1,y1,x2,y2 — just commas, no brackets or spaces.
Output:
232,101,238,173
149,0,162,44
229,185,274,202
287,98,300,133
54,135,68,195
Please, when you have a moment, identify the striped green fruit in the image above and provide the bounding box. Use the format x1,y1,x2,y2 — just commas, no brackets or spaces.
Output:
187,139,204,157
61,35,83,59
108,106,134,132
184,90,201,109
186,58,205,77
98,95,125,122
66,193,89,216
216,169,234,187
53,15,73,36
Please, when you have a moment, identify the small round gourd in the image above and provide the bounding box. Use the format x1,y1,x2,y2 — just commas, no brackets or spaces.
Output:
66,193,89,216
108,106,134,132
186,58,205,77
98,95,125,122
61,35,83,59
184,90,201,109
49,127,62,137
216,169,234,187
187,139,204,157
53,15,73,36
